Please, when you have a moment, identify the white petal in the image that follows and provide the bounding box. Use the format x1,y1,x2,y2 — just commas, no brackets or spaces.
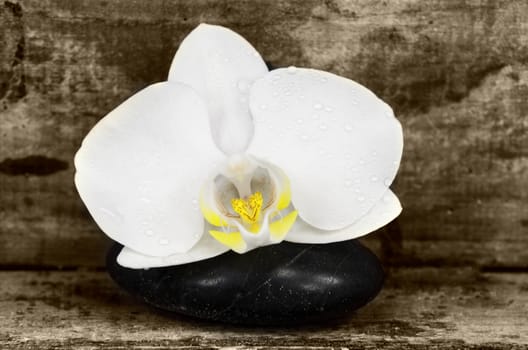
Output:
168,23,268,155
285,189,401,243
117,231,230,268
74,82,224,257
248,68,403,230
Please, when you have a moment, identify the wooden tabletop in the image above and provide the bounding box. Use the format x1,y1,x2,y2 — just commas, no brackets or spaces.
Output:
2,267,527,348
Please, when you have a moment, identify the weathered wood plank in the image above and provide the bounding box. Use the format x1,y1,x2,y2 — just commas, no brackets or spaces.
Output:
1,0,528,267
1,268,527,348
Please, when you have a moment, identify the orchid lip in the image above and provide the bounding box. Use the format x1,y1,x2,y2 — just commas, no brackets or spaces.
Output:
200,154,296,253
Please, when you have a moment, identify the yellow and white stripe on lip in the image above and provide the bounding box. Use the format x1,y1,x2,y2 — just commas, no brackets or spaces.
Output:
199,154,297,253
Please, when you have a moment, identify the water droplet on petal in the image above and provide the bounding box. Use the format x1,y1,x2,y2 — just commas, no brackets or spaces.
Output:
344,124,353,132
260,104,267,110
297,118,303,124
312,114,320,120
357,196,365,202
287,65,297,74
384,178,392,186
144,229,154,236
301,134,309,141
314,103,323,110
344,180,352,187
325,106,333,112
237,79,249,92
371,176,379,182
319,123,328,130
159,238,169,245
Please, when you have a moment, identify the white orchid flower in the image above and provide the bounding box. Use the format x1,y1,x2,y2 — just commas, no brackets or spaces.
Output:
74,24,403,269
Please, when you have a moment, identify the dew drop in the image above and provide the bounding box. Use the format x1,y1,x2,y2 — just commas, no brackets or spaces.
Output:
301,134,309,141
371,176,379,182
344,180,352,187
319,123,328,130
260,104,267,110
320,77,328,83
312,114,320,120
357,196,365,202
313,103,323,110
297,118,303,124
99,208,116,218
325,106,333,112
345,153,352,159
144,229,154,236
159,238,170,245
359,159,365,165
272,75,281,81
384,178,392,186
287,65,297,74
237,79,249,92
344,124,353,132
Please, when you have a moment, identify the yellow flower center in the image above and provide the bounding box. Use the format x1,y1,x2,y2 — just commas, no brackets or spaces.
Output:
231,191,263,225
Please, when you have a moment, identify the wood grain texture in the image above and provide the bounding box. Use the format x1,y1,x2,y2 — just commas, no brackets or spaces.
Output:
1,268,527,348
1,0,527,267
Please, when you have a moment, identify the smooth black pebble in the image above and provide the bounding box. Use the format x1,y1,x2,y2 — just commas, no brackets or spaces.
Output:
107,240,384,326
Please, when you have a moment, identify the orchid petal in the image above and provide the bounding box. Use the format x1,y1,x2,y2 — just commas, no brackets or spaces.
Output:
74,82,224,257
248,68,403,230
168,23,268,155
117,231,230,268
285,190,401,243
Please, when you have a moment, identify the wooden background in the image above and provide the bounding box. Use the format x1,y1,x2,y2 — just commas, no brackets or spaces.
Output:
1,0,527,348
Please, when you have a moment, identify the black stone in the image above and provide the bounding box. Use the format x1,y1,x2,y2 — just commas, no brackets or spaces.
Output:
107,240,384,326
